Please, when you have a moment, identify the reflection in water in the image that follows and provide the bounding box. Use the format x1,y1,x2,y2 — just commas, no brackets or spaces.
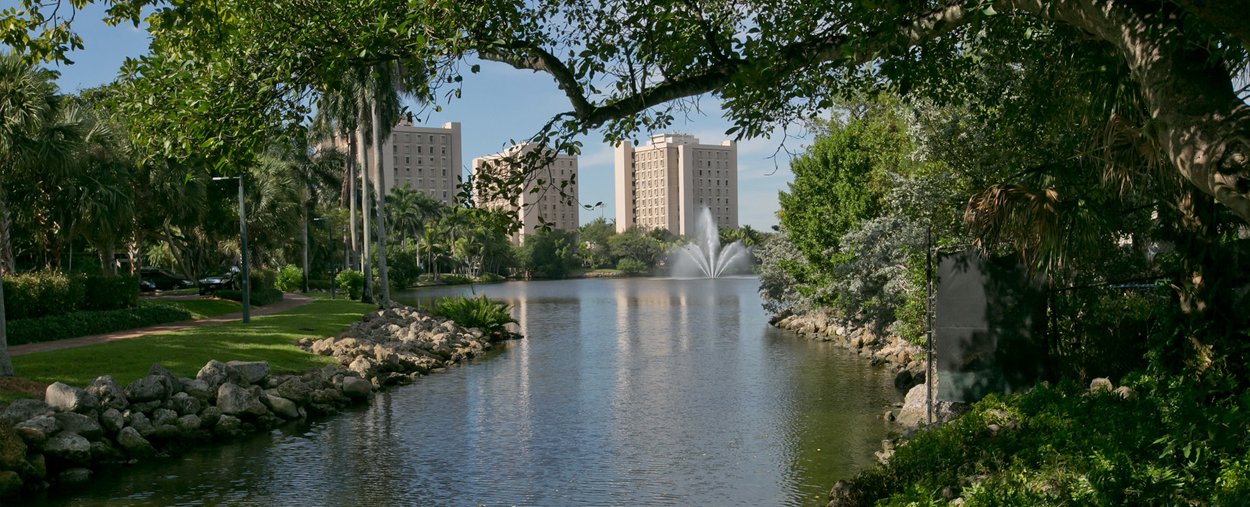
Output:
24,278,899,507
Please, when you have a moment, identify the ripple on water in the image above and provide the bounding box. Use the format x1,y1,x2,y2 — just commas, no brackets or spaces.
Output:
21,278,900,507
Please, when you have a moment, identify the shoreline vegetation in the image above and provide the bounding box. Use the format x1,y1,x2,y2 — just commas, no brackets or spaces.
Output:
0,298,520,499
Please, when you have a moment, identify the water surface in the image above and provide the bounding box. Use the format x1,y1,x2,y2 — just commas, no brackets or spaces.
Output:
27,277,900,506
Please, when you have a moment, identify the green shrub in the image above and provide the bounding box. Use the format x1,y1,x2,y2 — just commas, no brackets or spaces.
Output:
274,265,303,292
249,267,277,291
335,270,365,300
478,272,504,283
440,274,473,285
2,271,87,320
308,279,334,291
386,244,423,289
6,302,193,345
616,258,647,275
82,275,139,311
431,294,517,335
213,288,284,306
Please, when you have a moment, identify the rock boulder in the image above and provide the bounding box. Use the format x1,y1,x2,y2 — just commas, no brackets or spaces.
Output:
14,415,58,445
0,399,53,425
197,360,242,391
216,383,267,416
168,392,201,416
86,375,129,410
0,422,27,470
264,395,300,419
44,432,91,464
226,361,270,385
100,408,124,433
179,378,215,403
115,427,154,458
342,377,373,399
52,412,103,441
46,382,98,413
125,376,169,402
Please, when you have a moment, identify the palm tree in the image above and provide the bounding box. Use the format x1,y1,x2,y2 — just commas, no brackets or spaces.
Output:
387,183,443,248
361,60,428,305
312,79,362,273
69,104,134,275
0,54,85,376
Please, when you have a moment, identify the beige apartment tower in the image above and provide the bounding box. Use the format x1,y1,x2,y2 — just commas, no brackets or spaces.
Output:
472,143,579,246
357,120,462,204
614,133,738,234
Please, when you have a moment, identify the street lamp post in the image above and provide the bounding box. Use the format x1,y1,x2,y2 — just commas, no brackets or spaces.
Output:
213,175,250,323
313,217,335,300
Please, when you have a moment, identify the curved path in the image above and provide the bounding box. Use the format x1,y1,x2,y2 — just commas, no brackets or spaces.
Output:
8,293,315,357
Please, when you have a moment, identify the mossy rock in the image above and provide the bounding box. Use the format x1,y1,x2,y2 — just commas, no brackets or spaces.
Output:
0,422,27,471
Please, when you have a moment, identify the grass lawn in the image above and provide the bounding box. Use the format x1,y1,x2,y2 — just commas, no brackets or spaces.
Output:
161,298,246,319
11,296,375,388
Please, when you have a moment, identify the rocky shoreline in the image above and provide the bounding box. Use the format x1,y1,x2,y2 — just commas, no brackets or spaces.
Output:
0,304,518,499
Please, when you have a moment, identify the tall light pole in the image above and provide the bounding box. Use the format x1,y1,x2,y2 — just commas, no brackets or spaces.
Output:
313,217,335,300
213,175,250,323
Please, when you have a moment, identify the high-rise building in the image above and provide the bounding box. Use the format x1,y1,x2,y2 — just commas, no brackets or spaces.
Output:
352,120,462,204
472,143,580,245
614,133,738,234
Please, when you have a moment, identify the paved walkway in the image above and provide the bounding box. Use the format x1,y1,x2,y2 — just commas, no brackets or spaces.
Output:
8,293,316,356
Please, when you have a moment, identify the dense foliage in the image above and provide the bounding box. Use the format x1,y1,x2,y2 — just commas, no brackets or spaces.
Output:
274,265,303,292
3,272,139,320
335,269,365,300
431,294,517,335
6,302,192,345
846,377,1250,506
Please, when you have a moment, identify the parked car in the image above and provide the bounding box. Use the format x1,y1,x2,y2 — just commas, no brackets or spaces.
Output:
197,267,239,295
140,267,196,291
140,279,156,292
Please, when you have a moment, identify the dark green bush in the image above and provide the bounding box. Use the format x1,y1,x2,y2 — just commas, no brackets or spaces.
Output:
431,294,517,335
841,375,1250,507
274,265,302,292
308,279,334,291
3,272,140,320
386,244,423,289
440,274,473,285
249,267,277,291
213,287,284,306
2,272,86,320
478,273,504,283
335,270,364,300
616,258,647,275
6,302,192,345
82,275,140,311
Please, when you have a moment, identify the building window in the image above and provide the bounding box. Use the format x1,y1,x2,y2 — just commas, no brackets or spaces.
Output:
442,169,446,176
405,156,410,164
393,145,398,153
418,146,422,153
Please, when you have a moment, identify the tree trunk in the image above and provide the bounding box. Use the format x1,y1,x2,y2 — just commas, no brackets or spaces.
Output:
0,190,16,274
162,222,195,280
126,228,140,275
1005,0,1250,223
348,135,359,272
302,182,310,293
97,239,118,276
358,107,374,304
371,97,391,306
0,276,11,377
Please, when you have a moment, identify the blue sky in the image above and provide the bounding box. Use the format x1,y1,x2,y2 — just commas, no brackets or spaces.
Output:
51,3,802,230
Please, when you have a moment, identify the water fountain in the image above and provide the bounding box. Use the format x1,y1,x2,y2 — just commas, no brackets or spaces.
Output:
670,206,753,278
